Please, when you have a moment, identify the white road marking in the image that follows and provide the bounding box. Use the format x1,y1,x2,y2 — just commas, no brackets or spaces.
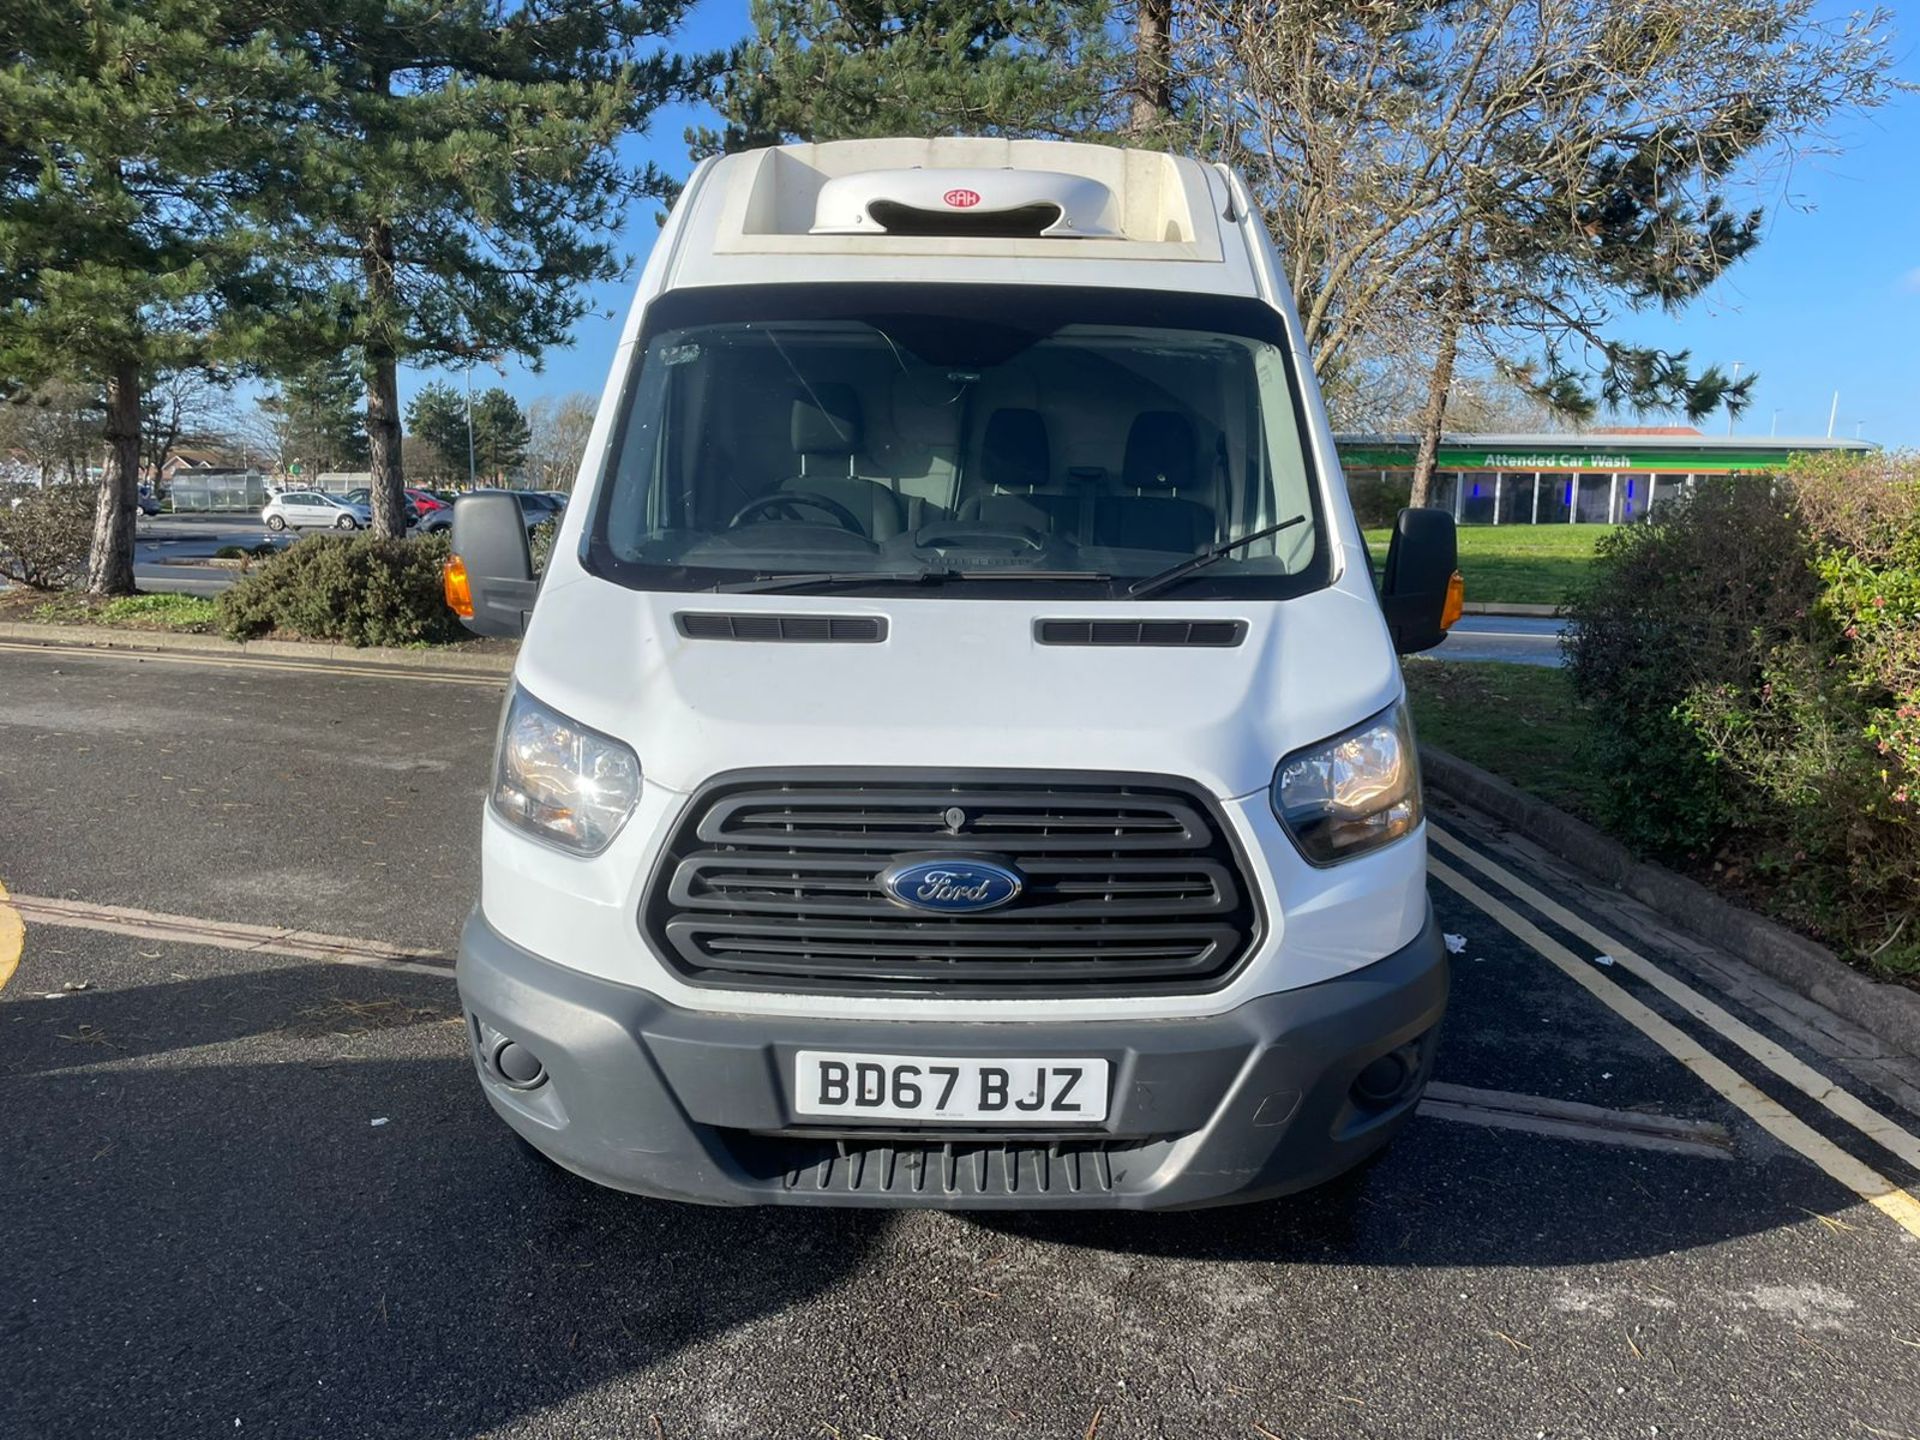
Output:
1430,856,1920,1241
0,638,506,689
1431,825,1920,1176
7,893,454,978
1420,1081,1734,1160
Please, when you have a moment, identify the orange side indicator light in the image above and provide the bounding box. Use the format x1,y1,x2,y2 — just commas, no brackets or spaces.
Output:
443,555,474,618
1440,570,1465,631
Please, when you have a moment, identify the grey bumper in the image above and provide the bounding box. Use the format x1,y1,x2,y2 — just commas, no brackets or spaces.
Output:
456,909,1449,1210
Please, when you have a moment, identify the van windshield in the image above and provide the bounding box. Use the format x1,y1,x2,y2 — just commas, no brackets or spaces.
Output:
585,285,1330,599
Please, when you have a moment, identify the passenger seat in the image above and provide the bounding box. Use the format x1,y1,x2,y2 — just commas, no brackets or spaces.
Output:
1093,411,1216,553
957,408,1079,536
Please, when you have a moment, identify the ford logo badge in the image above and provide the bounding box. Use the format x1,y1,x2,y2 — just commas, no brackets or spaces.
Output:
879,857,1023,913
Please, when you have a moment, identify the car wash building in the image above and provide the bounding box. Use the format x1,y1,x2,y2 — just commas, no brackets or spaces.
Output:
1334,430,1876,525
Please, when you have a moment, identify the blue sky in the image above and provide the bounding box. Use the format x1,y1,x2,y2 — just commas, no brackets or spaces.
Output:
408,1,1920,448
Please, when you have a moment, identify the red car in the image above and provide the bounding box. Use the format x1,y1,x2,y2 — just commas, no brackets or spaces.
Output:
406,488,448,514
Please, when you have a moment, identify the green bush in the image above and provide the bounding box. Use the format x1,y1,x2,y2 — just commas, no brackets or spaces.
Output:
529,517,558,574
1565,462,1920,974
0,482,94,589
215,531,465,647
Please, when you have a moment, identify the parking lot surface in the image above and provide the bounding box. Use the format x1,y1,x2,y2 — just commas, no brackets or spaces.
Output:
2,641,1917,1439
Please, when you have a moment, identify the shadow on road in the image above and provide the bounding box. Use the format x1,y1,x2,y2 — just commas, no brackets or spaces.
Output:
0,968,884,1440
0,959,1867,1438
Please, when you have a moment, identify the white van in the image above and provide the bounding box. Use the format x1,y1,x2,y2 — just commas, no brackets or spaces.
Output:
447,139,1462,1209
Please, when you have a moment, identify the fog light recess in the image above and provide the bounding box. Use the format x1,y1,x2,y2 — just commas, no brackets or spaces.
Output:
491,1038,548,1090
1351,1044,1421,1107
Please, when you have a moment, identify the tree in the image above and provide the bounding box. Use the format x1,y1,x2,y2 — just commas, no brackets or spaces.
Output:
265,2,723,537
694,0,1125,155
1174,2,1900,502
0,383,104,486
141,368,232,483
254,354,369,478
405,382,471,484
0,1,307,592
471,388,530,483
526,392,597,490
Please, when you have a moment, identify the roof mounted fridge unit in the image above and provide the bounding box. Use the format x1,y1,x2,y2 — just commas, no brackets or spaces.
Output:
809,168,1120,239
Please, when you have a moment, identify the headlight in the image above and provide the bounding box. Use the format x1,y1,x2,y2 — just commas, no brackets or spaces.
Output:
1272,701,1421,864
490,687,641,855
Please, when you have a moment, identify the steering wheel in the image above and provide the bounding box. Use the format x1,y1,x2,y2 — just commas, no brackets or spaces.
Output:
728,491,866,536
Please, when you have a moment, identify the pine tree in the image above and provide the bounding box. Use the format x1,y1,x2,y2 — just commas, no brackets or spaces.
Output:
260,354,369,478
264,2,722,536
471,389,531,484
695,0,1125,155
405,382,471,484
0,1,309,592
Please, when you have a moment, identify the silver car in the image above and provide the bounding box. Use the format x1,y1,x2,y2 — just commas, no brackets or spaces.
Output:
262,491,372,531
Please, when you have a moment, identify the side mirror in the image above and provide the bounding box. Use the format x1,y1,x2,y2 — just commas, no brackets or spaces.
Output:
1378,507,1462,655
447,492,538,638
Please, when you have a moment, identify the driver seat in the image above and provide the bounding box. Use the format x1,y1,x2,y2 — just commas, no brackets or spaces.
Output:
779,385,905,540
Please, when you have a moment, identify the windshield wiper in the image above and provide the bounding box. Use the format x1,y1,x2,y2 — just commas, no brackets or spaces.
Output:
714,567,1111,595
1124,515,1308,600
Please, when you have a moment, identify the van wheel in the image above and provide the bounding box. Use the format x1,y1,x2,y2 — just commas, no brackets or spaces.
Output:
266,514,286,531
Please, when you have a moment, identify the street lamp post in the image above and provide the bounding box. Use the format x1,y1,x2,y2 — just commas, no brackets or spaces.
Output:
465,366,477,489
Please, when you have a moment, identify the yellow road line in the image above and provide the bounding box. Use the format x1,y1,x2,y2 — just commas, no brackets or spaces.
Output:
0,638,505,689
1431,856,1920,1241
7,893,454,979
1432,825,1920,1175
0,877,23,994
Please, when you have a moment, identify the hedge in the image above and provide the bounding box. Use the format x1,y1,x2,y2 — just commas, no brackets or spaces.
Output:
1564,456,1919,975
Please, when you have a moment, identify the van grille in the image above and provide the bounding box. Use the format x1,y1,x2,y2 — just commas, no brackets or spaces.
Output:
642,772,1261,997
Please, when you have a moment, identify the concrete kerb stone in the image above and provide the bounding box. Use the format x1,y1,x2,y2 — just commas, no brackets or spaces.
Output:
0,621,517,675
1421,744,1920,1063
1461,602,1560,618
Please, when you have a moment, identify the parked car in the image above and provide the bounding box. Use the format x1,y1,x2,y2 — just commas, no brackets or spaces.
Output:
261,491,372,531
445,137,1463,1211
418,489,548,535
406,488,448,514
342,486,420,525
135,485,161,517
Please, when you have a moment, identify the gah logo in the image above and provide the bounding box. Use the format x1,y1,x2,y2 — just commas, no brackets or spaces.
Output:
879,857,1023,913
943,188,982,209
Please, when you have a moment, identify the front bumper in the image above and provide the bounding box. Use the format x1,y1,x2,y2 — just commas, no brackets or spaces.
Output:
456,907,1449,1209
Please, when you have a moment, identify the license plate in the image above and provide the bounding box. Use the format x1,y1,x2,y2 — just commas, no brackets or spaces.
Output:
793,1051,1110,1124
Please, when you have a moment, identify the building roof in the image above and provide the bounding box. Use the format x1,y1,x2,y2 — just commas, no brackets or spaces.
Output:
1335,432,1872,453
1334,431,1877,475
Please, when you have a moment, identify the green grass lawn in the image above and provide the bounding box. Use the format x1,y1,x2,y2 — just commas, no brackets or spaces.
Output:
1403,658,1604,821
1364,524,1615,607
20,591,220,632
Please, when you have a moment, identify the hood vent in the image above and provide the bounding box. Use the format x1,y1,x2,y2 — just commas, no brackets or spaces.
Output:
677,613,887,643
1036,619,1246,648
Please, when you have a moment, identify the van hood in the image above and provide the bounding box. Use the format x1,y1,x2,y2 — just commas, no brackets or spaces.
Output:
514,575,1402,799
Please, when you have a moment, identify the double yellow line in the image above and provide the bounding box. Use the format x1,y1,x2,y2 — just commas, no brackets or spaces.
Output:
1431,824,1920,1241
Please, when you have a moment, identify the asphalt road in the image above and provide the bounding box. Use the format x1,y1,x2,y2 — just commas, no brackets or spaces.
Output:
1431,614,1566,667
2,642,1917,1440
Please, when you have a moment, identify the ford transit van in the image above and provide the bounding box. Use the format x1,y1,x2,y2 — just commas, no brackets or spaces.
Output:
447,138,1462,1209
